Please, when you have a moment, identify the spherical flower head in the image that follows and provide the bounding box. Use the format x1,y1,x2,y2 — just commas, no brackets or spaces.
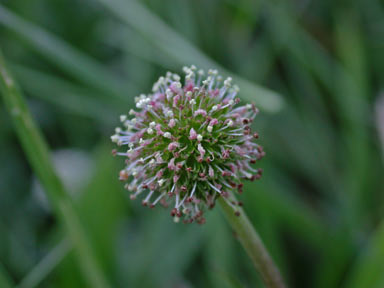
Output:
111,66,264,224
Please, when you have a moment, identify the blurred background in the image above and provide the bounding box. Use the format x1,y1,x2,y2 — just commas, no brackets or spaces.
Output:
0,0,384,287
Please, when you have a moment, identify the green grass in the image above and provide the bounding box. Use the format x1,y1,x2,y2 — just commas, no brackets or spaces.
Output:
0,49,110,288
0,0,383,287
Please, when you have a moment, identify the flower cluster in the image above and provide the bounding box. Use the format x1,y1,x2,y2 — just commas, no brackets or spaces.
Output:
111,66,264,224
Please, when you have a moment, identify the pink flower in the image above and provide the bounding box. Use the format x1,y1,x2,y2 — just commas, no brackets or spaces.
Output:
155,124,164,135
169,119,176,128
189,128,197,140
168,142,180,151
194,109,207,117
112,66,264,224
198,143,206,158
209,118,218,126
168,158,176,170
209,166,214,178
155,152,163,163
156,169,164,178
221,147,230,159
173,94,180,108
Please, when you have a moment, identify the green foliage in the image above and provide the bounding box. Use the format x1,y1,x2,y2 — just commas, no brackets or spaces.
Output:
0,50,110,288
0,0,383,287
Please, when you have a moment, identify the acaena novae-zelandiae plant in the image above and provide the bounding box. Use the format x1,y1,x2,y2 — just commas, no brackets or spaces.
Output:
111,66,286,288
111,66,264,224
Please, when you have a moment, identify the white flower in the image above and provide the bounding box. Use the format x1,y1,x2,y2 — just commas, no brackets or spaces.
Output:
111,134,119,143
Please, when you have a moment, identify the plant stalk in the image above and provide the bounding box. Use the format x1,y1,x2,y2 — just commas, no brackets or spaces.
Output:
0,49,110,288
0,262,13,288
218,197,286,288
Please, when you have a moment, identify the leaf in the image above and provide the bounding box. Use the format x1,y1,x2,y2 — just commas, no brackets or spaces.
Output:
0,5,136,101
0,262,13,288
343,221,384,288
96,0,284,113
0,49,111,288
17,239,72,288
10,64,118,123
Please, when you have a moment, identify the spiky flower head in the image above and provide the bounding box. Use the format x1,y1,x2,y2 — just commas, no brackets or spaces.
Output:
111,66,264,224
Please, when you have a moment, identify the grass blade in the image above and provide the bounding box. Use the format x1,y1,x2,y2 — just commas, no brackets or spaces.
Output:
0,262,13,288
343,221,384,288
10,64,118,123
0,49,110,288
96,0,284,113
17,239,71,288
0,5,136,100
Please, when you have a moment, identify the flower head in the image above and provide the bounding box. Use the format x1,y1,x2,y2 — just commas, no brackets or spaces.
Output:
111,66,264,224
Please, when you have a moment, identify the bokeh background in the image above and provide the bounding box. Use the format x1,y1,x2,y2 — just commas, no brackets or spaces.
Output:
1,0,384,287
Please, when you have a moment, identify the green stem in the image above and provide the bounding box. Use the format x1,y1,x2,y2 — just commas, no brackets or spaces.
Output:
218,197,286,288
17,239,72,288
0,262,13,288
0,49,110,288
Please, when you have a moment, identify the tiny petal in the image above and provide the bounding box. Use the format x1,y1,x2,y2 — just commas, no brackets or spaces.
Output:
168,158,176,170
198,143,206,157
155,124,164,135
189,128,197,140
169,118,176,128
209,118,218,126
111,134,119,143
194,109,207,117
209,166,214,178
168,142,180,151
163,132,172,139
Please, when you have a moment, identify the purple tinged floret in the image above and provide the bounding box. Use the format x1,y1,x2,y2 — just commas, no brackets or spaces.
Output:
111,66,264,224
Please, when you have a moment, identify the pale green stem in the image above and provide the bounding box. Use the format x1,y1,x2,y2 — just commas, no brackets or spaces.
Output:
0,49,110,288
218,197,286,288
17,239,72,288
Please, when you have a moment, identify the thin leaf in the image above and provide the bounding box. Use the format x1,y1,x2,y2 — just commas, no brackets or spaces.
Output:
10,64,118,123
0,5,136,100
0,262,13,288
96,0,284,113
0,49,111,288
17,239,72,288
344,221,384,288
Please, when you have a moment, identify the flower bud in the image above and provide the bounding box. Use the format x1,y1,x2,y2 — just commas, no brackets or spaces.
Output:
111,67,263,223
